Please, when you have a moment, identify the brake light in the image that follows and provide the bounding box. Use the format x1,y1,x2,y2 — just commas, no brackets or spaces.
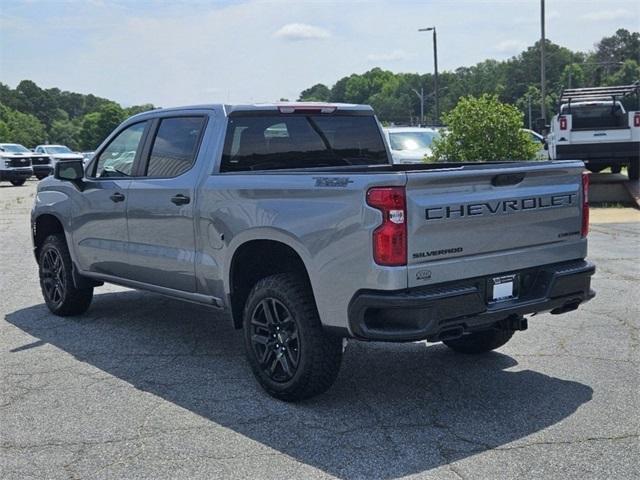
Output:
581,172,589,237
278,105,336,114
559,116,567,130
366,187,407,266
634,113,640,127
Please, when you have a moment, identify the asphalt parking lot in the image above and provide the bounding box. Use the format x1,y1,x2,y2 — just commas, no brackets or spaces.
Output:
1,181,638,480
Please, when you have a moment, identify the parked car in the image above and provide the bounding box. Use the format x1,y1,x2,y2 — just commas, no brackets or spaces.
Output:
33,145,84,179
81,151,95,167
522,128,548,160
547,83,640,180
383,127,439,164
32,103,595,401
0,143,36,185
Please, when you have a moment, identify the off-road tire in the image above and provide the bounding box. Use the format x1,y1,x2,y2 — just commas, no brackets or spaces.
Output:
628,158,639,181
39,234,93,316
243,273,342,401
610,165,622,174
443,328,514,354
35,173,49,180
10,179,26,186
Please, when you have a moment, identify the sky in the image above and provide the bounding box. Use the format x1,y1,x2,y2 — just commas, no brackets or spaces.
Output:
0,0,638,107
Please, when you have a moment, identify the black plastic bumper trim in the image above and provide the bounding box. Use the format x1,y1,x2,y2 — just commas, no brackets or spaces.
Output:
348,260,595,342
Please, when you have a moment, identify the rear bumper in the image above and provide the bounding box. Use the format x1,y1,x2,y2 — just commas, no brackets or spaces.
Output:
348,260,595,342
556,141,639,162
0,168,32,181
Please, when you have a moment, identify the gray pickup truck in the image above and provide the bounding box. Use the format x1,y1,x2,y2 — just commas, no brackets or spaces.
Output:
31,103,595,401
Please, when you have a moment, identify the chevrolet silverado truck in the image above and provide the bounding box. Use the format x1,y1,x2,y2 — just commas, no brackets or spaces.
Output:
548,83,640,180
33,145,85,179
31,103,595,401
0,143,35,186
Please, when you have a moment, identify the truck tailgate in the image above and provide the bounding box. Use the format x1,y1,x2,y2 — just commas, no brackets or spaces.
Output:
405,161,586,288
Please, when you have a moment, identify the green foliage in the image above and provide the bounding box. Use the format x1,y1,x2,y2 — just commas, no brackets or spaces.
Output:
49,119,82,150
0,103,47,146
428,95,540,162
0,81,156,149
298,84,331,102
299,29,639,125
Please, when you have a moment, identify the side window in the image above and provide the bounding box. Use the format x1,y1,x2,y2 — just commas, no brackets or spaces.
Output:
93,122,147,178
145,117,205,178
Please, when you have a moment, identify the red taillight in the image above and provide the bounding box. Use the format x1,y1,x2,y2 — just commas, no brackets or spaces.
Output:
581,172,589,237
559,116,567,130
367,187,407,266
634,114,640,127
278,105,336,114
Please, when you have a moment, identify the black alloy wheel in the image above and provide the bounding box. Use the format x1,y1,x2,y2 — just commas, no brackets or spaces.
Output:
40,247,66,308
250,298,300,382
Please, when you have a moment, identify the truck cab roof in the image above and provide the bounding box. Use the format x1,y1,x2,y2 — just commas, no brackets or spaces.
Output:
128,102,373,122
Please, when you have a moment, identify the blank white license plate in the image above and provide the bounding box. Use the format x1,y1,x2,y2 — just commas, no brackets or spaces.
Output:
491,275,516,301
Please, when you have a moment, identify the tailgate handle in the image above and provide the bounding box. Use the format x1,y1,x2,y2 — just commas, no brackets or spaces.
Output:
492,173,525,187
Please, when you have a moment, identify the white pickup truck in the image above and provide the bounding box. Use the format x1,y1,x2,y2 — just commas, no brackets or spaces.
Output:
548,84,640,180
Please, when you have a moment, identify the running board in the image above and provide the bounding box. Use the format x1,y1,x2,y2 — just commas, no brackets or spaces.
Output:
79,271,225,309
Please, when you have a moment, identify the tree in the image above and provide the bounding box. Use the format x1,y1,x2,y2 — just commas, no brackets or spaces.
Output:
298,84,330,101
594,29,640,65
49,119,82,150
79,112,102,150
604,59,640,86
0,103,47,146
428,94,539,162
126,104,157,116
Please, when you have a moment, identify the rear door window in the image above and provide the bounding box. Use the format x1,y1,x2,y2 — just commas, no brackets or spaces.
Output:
220,114,388,172
144,116,206,178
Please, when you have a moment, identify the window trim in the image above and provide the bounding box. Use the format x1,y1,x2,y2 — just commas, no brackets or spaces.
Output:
133,114,208,180
86,120,151,180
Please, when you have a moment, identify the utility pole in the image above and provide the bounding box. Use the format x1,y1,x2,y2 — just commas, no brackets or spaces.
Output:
411,87,425,125
418,26,439,124
528,95,532,130
540,0,546,127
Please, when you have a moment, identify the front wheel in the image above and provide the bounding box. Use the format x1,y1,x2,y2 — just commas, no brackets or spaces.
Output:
586,165,606,174
39,234,93,316
10,179,26,186
243,273,343,401
35,173,49,180
628,158,639,181
443,328,514,354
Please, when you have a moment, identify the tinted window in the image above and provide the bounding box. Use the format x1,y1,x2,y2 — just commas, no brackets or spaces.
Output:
145,117,205,177
93,122,146,178
220,114,388,172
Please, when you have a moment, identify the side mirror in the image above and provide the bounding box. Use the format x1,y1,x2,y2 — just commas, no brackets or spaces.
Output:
54,159,84,182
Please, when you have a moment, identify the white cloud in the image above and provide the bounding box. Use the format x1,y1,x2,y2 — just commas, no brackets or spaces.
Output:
273,23,330,41
367,50,411,62
580,9,631,21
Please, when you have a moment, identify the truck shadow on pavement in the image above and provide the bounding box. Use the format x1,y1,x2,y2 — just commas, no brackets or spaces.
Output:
7,290,593,479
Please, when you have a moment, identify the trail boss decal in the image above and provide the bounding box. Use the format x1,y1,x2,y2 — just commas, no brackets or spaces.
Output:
425,193,575,221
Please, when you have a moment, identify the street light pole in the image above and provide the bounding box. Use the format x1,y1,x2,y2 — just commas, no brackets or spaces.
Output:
411,87,425,125
540,0,546,126
419,26,439,124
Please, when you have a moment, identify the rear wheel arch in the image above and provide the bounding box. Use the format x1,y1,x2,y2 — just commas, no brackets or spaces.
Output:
34,214,65,260
228,240,315,329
